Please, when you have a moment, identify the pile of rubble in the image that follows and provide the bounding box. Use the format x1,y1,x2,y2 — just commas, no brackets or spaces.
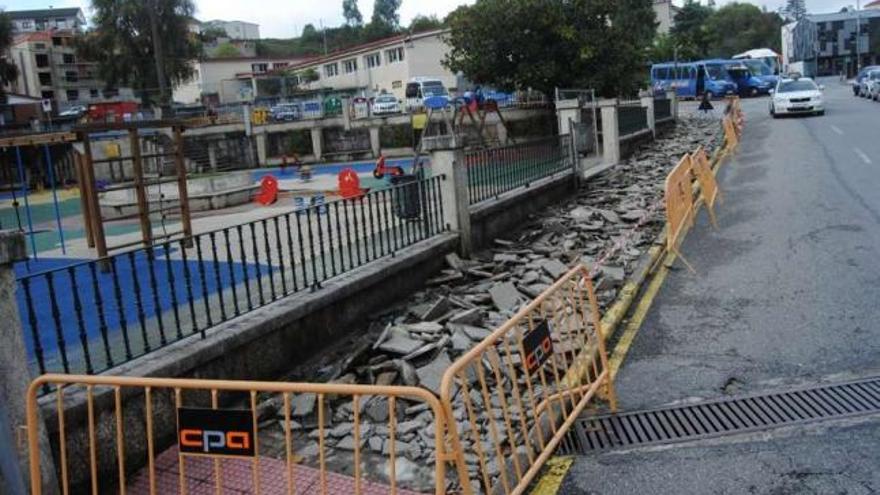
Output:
255,117,723,491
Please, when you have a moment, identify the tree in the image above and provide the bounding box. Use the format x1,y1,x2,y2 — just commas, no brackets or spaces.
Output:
444,0,656,97
703,3,784,57
408,15,443,33
371,0,402,31
782,0,807,21
212,42,241,58
649,34,678,63
343,0,363,27
78,0,199,104
671,0,714,60
0,12,19,104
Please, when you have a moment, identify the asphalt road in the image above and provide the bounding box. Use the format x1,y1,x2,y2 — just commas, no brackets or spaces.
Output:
560,80,880,494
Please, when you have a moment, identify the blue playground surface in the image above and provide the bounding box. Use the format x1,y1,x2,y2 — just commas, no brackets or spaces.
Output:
15,252,274,361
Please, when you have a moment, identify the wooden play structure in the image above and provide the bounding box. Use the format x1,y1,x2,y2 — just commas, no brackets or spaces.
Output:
75,120,194,258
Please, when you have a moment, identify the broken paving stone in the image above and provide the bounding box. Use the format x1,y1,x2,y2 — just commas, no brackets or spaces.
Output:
371,323,394,350
569,206,593,222
596,208,621,224
368,437,384,453
407,321,444,334
377,332,423,355
364,398,389,423
521,283,550,299
450,331,472,352
416,352,453,395
420,297,451,320
445,252,466,271
375,371,397,386
492,253,520,264
392,359,419,386
489,282,525,311
291,394,316,418
541,259,569,279
427,271,465,286
448,308,482,325
601,265,626,283
449,323,493,342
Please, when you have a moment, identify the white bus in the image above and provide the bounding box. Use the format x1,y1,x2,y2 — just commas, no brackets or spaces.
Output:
733,48,782,76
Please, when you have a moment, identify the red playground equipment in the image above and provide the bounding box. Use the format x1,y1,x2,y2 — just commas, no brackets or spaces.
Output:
372,155,405,179
338,168,368,199
255,175,279,205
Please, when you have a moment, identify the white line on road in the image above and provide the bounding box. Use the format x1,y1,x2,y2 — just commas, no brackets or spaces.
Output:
831,125,844,135
854,147,872,164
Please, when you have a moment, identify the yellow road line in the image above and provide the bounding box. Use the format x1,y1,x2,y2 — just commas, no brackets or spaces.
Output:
529,456,574,495
608,251,676,380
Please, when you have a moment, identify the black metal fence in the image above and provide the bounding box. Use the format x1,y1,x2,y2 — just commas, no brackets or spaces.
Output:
655,97,673,121
618,102,649,137
17,175,446,386
464,138,570,205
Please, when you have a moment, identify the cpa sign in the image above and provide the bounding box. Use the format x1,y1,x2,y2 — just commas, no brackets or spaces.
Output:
177,408,255,457
523,320,554,373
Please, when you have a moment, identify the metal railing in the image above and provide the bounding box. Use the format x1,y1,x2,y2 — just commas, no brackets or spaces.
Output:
17,176,447,384
655,97,672,122
464,138,570,206
617,101,649,137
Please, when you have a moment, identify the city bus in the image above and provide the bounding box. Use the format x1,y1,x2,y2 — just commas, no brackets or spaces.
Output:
650,61,738,99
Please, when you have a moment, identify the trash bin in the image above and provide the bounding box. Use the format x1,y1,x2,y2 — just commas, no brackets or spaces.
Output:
391,175,422,220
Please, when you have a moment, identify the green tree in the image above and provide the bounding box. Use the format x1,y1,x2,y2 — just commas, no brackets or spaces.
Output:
372,0,402,29
343,0,363,27
212,42,241,58
78,0,199,104
671,0,714,60
408,14,443,33
782,0,807,21
704,3,783,57
0,12,19,104
199,26,227,43
649,34,678,63
444,0,655,97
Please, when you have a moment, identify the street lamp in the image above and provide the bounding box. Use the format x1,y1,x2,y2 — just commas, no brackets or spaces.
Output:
856,0,862,72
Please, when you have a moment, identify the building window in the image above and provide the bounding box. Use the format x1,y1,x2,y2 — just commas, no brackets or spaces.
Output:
20,21,32,29
365,53,381,69
66,89,79,101
41,90,54,100
251,63,268,73
66,71,79,83
38,72,53,86
343,58,358,73
324,63,338,77
34,43,46,50
52,37,63,47
386,47,404,64
392,80,402,89
90,89,99,98
273,62,288,70
63,53,75,64
35,54,49,68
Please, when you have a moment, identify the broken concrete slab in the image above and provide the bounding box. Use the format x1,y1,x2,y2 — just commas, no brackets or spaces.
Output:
541,259,569,279
377,331,424,355
420,297,451,320
416,352,453,395
489,282,524,311
448,308,483,325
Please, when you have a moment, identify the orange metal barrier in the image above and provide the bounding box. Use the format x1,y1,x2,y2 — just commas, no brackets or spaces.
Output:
691,146,722,228
722,116,739,152
665,154,696,272
439,264,617,495
26,374,470,495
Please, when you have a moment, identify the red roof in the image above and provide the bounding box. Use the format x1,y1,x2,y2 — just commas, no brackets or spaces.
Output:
867,0,880,7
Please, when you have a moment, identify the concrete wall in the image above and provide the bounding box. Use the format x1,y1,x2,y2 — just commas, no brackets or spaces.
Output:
468,172,575,250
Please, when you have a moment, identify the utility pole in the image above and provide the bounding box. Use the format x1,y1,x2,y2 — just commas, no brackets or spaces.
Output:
149,0,169,107
320,19,328,55
856,0,862,73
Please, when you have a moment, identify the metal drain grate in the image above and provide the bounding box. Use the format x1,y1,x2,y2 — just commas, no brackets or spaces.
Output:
559,376,880,454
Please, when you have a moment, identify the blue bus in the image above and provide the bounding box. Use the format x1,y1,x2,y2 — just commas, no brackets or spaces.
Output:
651,61,737,99
707,59,773,96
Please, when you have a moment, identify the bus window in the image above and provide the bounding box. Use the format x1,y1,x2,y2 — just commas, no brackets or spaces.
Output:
657,67,669,80
705,65,725,80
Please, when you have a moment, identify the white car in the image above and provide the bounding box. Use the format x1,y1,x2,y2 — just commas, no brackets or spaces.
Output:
769,77,825,117
866,71,880,101
371,94,401,116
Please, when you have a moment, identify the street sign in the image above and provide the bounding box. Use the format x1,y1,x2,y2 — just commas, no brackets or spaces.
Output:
41,99,52,113
523,319,554,373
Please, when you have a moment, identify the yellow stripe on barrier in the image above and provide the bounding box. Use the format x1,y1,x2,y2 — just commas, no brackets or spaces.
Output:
529,456,575,495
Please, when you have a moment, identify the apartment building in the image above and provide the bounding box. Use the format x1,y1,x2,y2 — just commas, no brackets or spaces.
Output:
7,8,85,33
202,20,261,40
783,8,880,77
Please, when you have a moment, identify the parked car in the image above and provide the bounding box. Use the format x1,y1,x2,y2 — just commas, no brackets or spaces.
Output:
404,77,449,110
769,76,825,117
371,94,402,116
864,70,880,101
853,65,880,96
270,103,301,121
59,105,86,118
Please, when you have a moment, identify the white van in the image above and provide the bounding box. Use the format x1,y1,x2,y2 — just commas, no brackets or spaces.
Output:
405,77,449,110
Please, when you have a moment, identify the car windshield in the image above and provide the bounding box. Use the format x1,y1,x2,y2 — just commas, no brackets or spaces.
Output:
422,83,447,97
778,80,817,92
705,65,726,80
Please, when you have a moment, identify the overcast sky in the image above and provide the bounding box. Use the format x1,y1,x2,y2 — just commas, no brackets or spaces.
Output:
3,0,867,38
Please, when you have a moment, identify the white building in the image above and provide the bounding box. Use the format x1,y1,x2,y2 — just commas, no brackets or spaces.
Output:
202,20,261,40
7,8,85,33
654,0,680,35
173,29,457,105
